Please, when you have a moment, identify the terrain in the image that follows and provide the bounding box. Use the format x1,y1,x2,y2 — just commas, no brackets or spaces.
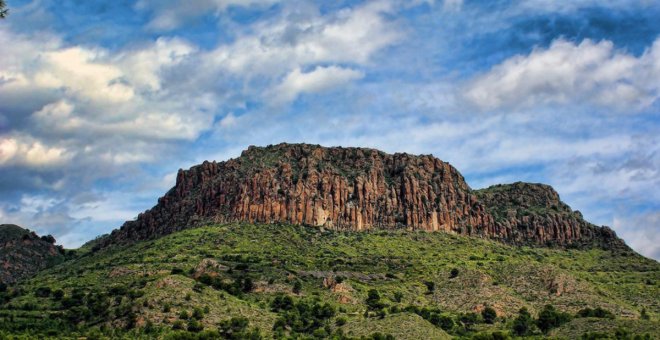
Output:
1,223,657,339
0,224,65,285
0,143,657,339
102,143,625,250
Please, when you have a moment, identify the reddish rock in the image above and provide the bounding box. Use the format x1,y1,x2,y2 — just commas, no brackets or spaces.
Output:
101,144,628,251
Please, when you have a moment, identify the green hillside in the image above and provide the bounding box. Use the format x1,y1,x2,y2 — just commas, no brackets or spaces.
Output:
1,223,658,339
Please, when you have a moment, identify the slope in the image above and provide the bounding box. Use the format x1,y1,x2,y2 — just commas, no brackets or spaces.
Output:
1,223,657,339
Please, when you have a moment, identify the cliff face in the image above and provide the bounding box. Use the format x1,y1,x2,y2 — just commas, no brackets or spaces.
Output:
475,183,626,250
102,143,627,250
0,224,65,285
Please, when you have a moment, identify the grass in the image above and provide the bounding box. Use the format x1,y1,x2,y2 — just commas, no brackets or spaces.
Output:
0,222,658,339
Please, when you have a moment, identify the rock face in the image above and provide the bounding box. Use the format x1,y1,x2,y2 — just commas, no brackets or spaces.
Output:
101,143,627,251
0,224,65,285
474,182,626,250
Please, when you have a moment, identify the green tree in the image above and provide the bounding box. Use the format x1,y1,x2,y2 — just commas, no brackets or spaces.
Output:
482,306,497,324
0,0,7,19
512,307,534,336
292,280,302,294
536,305,571,333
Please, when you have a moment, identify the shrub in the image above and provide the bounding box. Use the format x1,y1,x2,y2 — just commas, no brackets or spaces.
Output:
366,289,385,311
35,286,52,298
482,306,497,324
536,305,571,333
438,315,455,331
424,281,435,293
577,307,614,319
242,277,254,293
335,317,347,326
450,268,459,278
171,267,185,275
393,291,403,303
292,280,302,294
187,319,203,332
172,320,185,330
179,310,189,320
219,316,250,338
192,307,204,320
52,289,64,301
512,307,534,336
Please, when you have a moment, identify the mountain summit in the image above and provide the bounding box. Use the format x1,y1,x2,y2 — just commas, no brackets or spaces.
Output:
102,143,626,251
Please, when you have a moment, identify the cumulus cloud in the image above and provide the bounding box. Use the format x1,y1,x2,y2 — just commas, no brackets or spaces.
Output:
0,135,70,168
136,0,280,31
464,38,660,112
201,1,400,77
614,212,660,260
0,1,400,246
271,66,364,104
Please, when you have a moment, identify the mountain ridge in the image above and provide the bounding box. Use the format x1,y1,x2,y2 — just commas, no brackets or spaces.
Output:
0,224,65,285
100,143,628,252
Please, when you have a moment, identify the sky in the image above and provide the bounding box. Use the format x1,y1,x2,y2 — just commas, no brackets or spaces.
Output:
0,0,658,259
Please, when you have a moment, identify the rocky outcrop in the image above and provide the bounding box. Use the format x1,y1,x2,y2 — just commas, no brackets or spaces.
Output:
475,182,627,250
0,224,65,285
101,143,628,251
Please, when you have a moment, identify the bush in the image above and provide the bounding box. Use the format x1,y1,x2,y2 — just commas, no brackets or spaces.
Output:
393,291,403,303
366,289,385,311
192,307,204,320
577,307,614,319
482,306,497,324
536,305,571,333
171,267,185,275
35,286,52,298
292,280,302,294
52,289,64,301
512,307,534,336
187,319,203,332
424,281,435,293
179,310,189,320
450,268,459,278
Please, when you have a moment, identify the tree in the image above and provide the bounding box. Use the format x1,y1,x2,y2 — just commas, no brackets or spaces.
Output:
0,0,7,19
481,306,497,324
512,307,534,336
536,304,571,333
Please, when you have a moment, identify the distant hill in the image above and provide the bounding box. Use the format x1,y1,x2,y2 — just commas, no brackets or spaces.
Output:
0,224,65,285
102,143,627,252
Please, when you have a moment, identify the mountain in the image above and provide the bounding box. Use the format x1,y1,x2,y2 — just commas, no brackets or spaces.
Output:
1,144,656,339
101,143,626,251
1,223,657,339
0,224,65,285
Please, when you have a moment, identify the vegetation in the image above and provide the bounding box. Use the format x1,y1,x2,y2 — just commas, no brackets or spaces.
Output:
0,222,657,339
0,0,7,19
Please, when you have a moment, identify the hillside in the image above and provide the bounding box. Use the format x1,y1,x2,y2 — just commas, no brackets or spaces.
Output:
1,223,657,339
101,143,625,250
0,224,65,285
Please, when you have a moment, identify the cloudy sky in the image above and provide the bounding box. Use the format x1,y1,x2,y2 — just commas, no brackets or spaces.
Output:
0,0,658,259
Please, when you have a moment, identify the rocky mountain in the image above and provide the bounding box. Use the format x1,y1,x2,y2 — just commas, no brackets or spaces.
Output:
0,224,65,285
102,143,627,251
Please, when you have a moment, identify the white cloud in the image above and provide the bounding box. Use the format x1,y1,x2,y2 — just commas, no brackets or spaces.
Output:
202,0,401,79
272,66,364,104
137,0,280,31
613,212,660,260
464,38,660,112
0,135,70,167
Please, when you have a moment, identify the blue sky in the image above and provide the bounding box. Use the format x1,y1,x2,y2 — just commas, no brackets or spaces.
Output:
0,0,658,259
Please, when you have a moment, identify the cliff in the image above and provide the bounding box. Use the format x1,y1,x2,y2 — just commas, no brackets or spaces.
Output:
101,143,628,251
0,224,65,285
